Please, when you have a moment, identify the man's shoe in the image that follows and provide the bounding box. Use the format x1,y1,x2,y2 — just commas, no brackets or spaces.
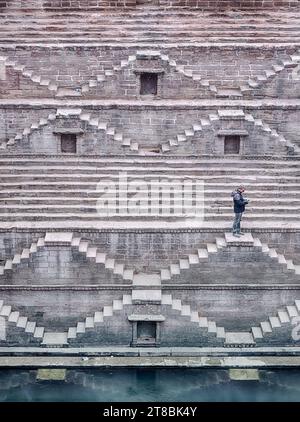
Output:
232,233,241,237
238,232,246,236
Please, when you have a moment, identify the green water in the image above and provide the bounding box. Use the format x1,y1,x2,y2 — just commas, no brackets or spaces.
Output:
0,368,300,402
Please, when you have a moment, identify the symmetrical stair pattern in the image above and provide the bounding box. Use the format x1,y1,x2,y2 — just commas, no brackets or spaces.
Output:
160,233,300,282
2,47,300,99
161,109,299,154
0,231,135,282
0,108,139,152
1,107,299,155
1,232,300,346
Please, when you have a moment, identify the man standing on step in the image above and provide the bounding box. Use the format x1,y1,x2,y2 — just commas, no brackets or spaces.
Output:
231,185,249,237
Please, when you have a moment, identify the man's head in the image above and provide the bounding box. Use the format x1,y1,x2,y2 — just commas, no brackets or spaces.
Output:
237,185,245,193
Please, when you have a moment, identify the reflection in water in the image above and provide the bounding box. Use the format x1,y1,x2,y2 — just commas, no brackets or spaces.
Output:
0,368,300,402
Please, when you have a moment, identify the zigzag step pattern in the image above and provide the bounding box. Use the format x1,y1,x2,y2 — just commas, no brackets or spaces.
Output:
161,109,299,154
1,49,300,99
0,108,139,152
0,55,62,94
0,111,57,151
0,299,44,341
0,232,136,282
160,233,300,281
1,232,300,346
251,299,300,341
1,106,299,156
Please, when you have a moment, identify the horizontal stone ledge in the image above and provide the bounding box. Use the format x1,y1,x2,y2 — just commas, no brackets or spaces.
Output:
53,128,84,135
218,130,249,136
0,285,133,291
1,227,300,234
161,284,300,290
0,284,299,291
1,99,300,110
2,354,300,367
1,153,300,161
1,345,300,358
2,42,300,50
128,314,165,322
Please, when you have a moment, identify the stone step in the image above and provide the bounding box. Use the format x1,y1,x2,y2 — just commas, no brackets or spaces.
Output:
85,316,94,329
199,317,208,328
67,327,77,339
172,299,182,311
225,332,254,344
1,213,300,221
295,300,300,312
251,326,263,339
4,197,300,206
1,171,299,180
76,322,85,334
0,158,298,168
34,327,45,338
8,311,20,323
278,310,290,324
16,316,28,329
0,305,11,317
1,188,300,197
260,321,272,334
25,321,36,334
161,294,172,305
94,311,104,323
103,305,113,317
286,305,299,318
269,316,281,328
42,332,68,346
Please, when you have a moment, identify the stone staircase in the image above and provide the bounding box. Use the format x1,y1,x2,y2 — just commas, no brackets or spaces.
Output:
69,234,134,281
161,293,226,341
240,52,300,92
1,230,300,288
66,293,132,342
160,232,300,281
0,107,139,152
0,236,45,275
251,299,300,343
1,106,298,154
82,50,217,95
0,231,136,282
1,232,300,347
161,109,299,154
2,48,300,99
0,298,44,342
0,157,299,225
0,55,62,95
1,8,300,45
0,111,57,151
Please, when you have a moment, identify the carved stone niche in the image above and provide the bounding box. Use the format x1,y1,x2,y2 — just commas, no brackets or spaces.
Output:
134,69,164,98
128,314,165,347
217,130,249,155
53,128,83,153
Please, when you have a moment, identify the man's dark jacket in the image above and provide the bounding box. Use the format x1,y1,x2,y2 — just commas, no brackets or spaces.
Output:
232,190,248,213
